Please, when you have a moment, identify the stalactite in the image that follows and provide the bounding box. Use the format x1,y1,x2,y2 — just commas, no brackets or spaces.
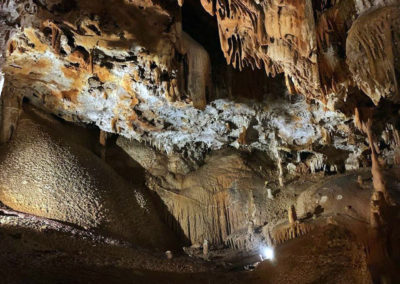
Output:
347,6,400,105
269,222,314,246
0,83,22,144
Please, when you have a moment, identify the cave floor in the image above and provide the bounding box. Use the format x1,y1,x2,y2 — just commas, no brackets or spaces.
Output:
1,203,397,284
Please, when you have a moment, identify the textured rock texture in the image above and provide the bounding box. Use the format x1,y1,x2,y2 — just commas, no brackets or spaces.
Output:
118,139,288,245
118,135,370,247
1,0,183,134
347,5,400,104
0,0,399,159
0,106,177,249
1,0,400,262
200,0,320,97
198,0,400,107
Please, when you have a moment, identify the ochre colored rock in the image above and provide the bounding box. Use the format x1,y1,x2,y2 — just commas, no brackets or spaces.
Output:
181,32,212,110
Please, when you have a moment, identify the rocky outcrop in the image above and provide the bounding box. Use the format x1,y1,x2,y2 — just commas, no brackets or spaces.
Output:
0,107,177,249
1,0,398,164
1,0,183,134
117,133,396,251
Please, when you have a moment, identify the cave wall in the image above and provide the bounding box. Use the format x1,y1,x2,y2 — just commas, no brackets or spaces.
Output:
1,0,184,135
1,0,400,249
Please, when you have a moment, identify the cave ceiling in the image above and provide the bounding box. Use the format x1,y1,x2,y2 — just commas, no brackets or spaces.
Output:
0,0,399,163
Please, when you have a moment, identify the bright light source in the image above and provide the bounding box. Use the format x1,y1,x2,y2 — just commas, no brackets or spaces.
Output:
260,246,274,261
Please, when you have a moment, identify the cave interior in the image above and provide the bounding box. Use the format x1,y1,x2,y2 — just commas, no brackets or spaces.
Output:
0,0,400,283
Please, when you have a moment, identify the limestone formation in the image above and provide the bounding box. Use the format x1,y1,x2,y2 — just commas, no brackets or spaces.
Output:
203,239,209,256
347,6,400,105
0,107,177,249
288,205,297,225
199,0,400,109
181,32,212,110
118,137,283,245
0,0,400,281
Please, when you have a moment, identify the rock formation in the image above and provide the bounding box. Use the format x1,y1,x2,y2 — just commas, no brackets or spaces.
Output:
0,106,177,249
347,5,400,105
199,0,400,108
0,0,400,282
181,31,212,110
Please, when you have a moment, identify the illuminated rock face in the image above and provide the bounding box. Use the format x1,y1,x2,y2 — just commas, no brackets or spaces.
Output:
117,139,276,245
200,0,320,97
0,0,400,251
199,0,400,106
1,0,399,156
0,0,365,164
0,107,178,249
1,0,182,137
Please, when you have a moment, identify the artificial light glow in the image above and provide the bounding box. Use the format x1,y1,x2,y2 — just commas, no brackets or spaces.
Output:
260,246,274,261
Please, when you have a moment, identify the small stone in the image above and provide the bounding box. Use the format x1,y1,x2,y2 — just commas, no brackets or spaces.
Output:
165,250,173,259
320,196,328,203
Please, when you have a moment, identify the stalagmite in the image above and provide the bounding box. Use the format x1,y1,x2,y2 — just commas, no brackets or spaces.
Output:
203,239,209,256
278,156,284,187
288,205,297,225
370,192,383,229
267,188,274,200
165,250,173,259
99,130,107,160
356,108,388,197
357,175,363,187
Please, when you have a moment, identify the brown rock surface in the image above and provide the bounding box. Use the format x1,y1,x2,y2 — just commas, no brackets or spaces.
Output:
0,0,400,281
199,0,400,106
347,5,400,105
0,106,177,249
118,137,294,246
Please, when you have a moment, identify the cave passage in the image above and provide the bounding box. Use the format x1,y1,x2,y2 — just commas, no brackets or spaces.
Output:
0,0,400,283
